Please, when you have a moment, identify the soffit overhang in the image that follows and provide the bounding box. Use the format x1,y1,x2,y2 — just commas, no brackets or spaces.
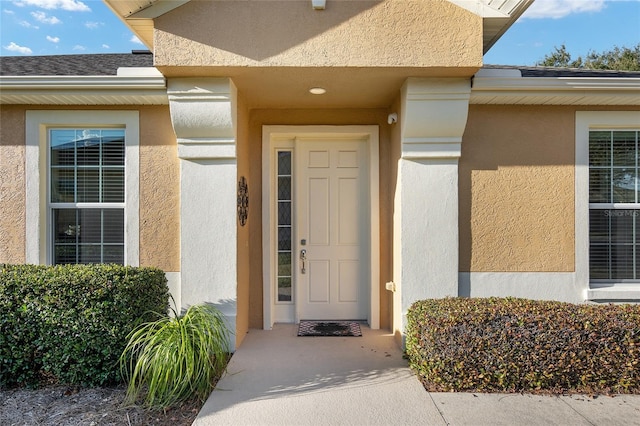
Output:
449,0,535,53
471,69,640,105
103,0,533,54
157,66,480,109
103,0,190,50
0,69,168,105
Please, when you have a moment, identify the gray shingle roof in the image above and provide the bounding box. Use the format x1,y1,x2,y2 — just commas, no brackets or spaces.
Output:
0,51,153,76
484,64,640,78
2,52,639,78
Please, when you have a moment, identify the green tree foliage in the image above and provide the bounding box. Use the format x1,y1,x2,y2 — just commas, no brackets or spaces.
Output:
538,43,640,71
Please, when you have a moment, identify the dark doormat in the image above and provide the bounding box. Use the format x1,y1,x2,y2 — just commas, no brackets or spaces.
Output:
297,320,362,337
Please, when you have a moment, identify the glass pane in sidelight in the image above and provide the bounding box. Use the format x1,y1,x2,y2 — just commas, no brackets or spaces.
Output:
278,176,291,200
278,201,291,226
278,277,292,302
278,151,291,175
278,227,291,251
278,252,292,277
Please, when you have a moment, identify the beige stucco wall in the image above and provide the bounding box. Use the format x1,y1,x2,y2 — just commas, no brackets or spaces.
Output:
0,105,180,272
0,106,26,264
246,108,394,330
154,0,482,70
459,105,576,273
236,92,250,347
138,106,180,272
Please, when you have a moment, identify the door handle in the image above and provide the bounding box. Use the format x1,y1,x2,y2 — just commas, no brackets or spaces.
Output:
300,249,307,274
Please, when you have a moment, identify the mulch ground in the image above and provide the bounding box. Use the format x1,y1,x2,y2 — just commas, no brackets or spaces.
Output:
0,385,202,426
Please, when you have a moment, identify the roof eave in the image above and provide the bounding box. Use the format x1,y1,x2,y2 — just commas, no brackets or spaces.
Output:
449,0,535,54
472,68,640,105
102,0,191,51
0,72,168,105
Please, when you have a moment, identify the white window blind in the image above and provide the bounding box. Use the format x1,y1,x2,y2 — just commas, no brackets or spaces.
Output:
589,130,640,281
50,128,125,265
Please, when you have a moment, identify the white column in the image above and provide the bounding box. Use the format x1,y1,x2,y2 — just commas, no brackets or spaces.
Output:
394,78,471,335
168,78,238,348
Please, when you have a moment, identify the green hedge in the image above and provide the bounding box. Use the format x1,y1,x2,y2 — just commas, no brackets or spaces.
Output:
406,297,640,394
0,264,169,388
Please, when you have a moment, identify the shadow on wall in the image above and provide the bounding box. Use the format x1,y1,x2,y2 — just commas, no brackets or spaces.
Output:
154,1,383,61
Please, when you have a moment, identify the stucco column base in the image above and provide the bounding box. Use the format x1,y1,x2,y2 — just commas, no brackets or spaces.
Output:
168,77,239,349
394,78,471,340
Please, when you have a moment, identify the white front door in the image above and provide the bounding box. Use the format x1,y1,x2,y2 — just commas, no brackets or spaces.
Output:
295,139,369,320
263,126,379,329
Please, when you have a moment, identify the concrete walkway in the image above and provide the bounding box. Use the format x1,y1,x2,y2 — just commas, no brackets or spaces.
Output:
194,324,640,426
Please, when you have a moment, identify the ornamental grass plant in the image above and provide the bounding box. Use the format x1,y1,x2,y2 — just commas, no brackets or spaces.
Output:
120,301,231,408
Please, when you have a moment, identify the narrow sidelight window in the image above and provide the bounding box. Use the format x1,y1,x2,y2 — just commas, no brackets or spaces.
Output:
276,150,293,302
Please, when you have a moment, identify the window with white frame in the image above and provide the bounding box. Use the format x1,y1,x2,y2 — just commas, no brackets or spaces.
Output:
49,128,125,264
25,111,139,266
276,150,293,303
589,129,640,281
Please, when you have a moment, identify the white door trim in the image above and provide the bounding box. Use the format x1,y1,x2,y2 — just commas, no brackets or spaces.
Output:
262,125,380,330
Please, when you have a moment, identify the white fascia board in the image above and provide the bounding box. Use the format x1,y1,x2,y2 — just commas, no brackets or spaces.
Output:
0,73,167,105
127,0,191,19
471,73,640,105
117,67,163,77
449,0,509,18
0,73,166,90
449,0,534,18
474,75,640,91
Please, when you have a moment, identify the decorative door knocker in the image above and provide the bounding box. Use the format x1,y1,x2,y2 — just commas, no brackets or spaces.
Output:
237,176,249,226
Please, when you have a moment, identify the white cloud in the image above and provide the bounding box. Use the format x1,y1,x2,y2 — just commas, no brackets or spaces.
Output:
102,44,110,49
130,35,143,45
4,41,33,55
72,44,86,51
31,10,61,24
19,20,39,29
4,9,15,14
46,35,59,43
84,21,102,29
523,0,607,19
13,0,90,12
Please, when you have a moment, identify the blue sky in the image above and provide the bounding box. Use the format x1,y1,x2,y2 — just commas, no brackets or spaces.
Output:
1,0,639,66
